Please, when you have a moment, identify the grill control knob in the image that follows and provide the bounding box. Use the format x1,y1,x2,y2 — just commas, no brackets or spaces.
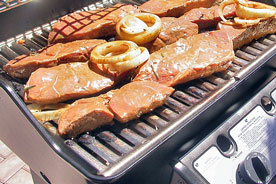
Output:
261,96,274,112
237,152,271,184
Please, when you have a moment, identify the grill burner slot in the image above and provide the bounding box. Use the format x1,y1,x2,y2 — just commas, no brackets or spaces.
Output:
0,0,276,179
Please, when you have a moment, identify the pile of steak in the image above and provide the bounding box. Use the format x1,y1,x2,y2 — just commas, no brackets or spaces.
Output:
2,0,276,138
59,81,174,138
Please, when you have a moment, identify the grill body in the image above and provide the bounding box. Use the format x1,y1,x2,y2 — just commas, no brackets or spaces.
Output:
0,0,276,183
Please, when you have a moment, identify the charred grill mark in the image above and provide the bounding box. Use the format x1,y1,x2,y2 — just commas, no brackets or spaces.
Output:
49,4,125,43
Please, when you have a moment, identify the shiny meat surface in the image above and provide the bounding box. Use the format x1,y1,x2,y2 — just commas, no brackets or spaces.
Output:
58,93,114,138
109,81,174,123
180,4,236,29
144,17,198,53
3,39,105,78
139,0,216,17
218,16,276,49
134,30,234,87
48,4,139,44
24,62,114,104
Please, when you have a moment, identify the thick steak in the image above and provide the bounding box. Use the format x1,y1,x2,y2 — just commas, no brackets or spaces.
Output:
134,30,234,87
48,4,139,44
218,16,276,49
139,0,216,17
180,4,236,30
109,81,174,123
144,17,198,53
24,62,114,104
58,93,114,138
3,39,105,79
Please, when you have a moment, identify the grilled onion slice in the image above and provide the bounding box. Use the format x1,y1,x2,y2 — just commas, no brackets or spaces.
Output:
90,41,141,64
28,103,70,122
116,13,162,45
219,0,276,26
90,41,150,73
106,47,149,73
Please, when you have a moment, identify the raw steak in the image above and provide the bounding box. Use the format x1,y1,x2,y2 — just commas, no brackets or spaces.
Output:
218,16,276,49
58,92,115,138
134,30,234,87
139,0,216,17
109,81,174,123
24,62,114,104
3,39,105,78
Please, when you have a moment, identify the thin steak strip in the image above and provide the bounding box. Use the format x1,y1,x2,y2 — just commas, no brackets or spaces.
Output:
179,4,236,30
109,81,174,123
139,0,216,17
3,39,105,79
48,4,139,44
218,16,276,49
144,17,198,53
134,30,234,87
24,62,114,105
58,92,115,138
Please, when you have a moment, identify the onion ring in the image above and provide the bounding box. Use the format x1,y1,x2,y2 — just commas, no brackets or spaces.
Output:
90,41,141,64
90,41,150,74
106,47,149,73
234,17,261,25
116,13,162,45
219,0,276,26
236,3,276,19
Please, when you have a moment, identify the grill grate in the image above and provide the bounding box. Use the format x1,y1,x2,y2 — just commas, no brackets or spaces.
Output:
0,0,276,179
0,0,31,13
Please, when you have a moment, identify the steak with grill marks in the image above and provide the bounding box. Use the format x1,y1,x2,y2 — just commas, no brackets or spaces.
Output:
58,91,115,138
48,4,139,44
218,16,276,49
24,62,114,105
133,30,234,87
109,81,174,123
143,17,198,53
139,0,216,17
179,4,236,30
3,39,106,79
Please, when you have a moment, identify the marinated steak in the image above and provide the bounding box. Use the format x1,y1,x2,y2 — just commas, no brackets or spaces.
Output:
109,81,174,123
48,4,139,44
3,39,105,79
218,16,276,49
180,4,236,30
58,93,114,138
139,0,216,17
144,17,198,53
24,62,114,105
134,30,234,87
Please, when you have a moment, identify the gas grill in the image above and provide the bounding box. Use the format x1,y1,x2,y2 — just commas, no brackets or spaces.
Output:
0,0,276,183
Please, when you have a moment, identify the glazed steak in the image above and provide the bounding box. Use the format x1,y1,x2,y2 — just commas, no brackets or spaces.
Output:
134,30,234,87
3,39,105,79
24,62,114,105
139,0,216,17
58,93,114,138
109,81,174,123
180,4,236,30
144,17,198,53
218,16,276,49
48,4,139,44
